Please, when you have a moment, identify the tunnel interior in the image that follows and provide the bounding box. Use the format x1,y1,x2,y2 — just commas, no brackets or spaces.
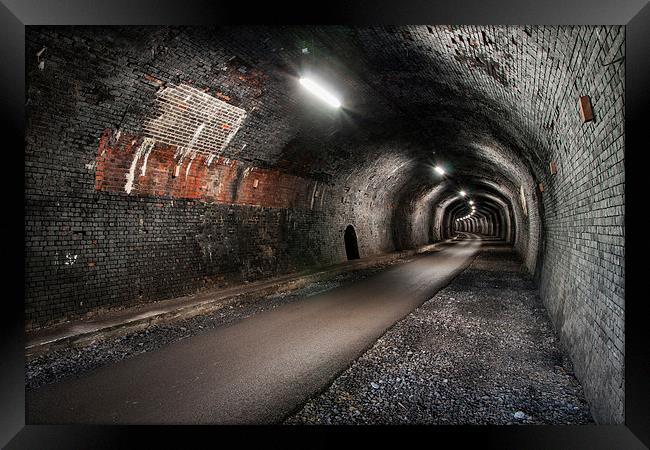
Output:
25,25,624,423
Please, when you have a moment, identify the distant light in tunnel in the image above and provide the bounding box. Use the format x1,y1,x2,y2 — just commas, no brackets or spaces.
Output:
299,77,341,108
469,200,474,205
459,190,466,197
434,166,445,175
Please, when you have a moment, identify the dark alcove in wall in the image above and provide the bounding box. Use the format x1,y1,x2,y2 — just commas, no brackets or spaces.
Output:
344,225,360,260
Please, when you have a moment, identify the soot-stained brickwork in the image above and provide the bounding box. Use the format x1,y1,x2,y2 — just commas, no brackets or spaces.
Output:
25,25,624,423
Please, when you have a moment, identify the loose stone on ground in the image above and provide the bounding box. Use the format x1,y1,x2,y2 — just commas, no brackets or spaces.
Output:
286,245,593,425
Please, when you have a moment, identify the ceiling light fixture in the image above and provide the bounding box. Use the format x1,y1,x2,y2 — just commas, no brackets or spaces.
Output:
434,166,445,175
299,77,341,108
459,190,466,197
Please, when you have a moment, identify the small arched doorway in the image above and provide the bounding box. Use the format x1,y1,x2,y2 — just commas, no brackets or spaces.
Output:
344,225,360,260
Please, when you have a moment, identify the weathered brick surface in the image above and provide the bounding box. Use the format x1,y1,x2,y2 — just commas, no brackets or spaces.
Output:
25,25,624,423
95,130,316,208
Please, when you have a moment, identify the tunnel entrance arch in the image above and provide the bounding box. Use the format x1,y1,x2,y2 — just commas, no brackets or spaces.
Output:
344,225,360,260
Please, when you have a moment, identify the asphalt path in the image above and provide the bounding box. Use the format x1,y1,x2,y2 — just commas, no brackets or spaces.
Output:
27,235,481,424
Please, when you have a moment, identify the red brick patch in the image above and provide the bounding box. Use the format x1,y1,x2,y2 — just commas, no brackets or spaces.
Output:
95,129,313,209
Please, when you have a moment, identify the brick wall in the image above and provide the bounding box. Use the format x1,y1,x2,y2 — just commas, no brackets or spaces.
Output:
530,29,626,424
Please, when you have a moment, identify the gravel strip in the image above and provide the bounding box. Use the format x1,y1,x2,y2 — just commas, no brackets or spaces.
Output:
26,256,413,391
285,244,594,425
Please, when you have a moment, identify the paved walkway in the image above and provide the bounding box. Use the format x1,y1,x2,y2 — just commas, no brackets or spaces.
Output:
26,241,448,358
27,236,481,424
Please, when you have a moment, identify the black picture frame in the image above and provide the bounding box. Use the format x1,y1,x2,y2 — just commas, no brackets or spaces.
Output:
2,0,649,448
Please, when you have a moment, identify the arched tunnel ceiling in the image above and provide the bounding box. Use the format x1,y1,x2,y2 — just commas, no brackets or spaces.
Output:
163,24,584,214
101,25,592,198
29,24,622,225
63,23,618,221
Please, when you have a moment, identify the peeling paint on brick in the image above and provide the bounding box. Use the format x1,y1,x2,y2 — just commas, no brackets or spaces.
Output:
125,138,155,194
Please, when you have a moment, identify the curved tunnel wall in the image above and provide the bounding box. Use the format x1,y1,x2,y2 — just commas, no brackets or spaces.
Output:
24,25,624,423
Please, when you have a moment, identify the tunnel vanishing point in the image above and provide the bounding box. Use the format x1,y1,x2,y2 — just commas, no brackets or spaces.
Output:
25,25,624,424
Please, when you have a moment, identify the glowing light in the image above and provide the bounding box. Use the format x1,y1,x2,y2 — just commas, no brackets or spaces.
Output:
459,190,466,197
299,77,341,108
434,166,445,175
469,200,474,205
